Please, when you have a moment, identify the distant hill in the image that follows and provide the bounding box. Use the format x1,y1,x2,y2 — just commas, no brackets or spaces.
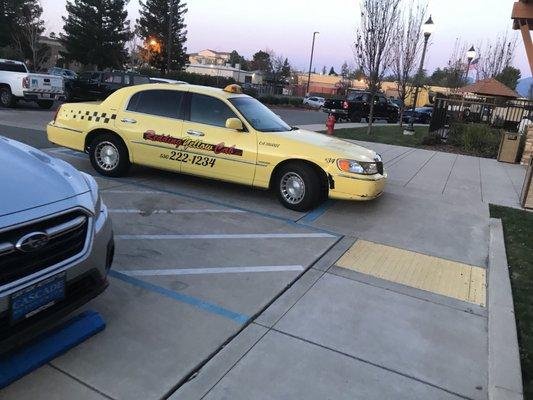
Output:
516,77,532,98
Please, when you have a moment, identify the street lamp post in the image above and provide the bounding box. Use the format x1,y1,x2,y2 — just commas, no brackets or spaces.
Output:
465,46,476,83
407,16,435,133
306,31,319,96
167,0,174,74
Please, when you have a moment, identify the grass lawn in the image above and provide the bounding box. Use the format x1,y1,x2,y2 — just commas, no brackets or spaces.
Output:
324,125,429,147
489,204,533,399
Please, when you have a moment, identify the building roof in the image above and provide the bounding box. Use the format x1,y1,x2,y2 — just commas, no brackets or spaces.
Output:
457,78,519,98
512,0,533,30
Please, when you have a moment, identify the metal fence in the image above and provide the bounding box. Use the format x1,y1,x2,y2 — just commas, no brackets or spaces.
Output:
429,96,533,137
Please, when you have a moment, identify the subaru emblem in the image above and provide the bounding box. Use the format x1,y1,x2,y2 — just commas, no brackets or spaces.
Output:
15,232,49,252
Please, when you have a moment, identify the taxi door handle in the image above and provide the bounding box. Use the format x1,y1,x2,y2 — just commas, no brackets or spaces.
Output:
121,118,137,124
187,129,204,137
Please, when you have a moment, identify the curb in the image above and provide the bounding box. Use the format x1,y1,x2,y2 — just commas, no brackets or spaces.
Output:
488,218,523,400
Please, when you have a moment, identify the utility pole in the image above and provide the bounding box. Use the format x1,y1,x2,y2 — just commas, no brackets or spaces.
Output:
167,0,173,74
306,32,319,96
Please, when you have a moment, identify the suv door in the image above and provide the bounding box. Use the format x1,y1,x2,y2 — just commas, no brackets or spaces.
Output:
180,93,257,185
116,89,186,170
100,72,124,99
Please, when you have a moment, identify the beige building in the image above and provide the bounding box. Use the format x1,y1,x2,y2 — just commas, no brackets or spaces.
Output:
185,63,263,85
188,49,231,65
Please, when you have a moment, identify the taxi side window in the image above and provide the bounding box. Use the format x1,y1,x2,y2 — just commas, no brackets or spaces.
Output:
127,90,184,119
190,94,236,128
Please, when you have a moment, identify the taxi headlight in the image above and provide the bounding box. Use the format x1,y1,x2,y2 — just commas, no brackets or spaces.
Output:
337,159,379,175
81,172,102,218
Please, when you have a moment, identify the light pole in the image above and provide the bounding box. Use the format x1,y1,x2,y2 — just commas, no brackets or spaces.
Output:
407,16,435,132
167,0,174,74
306,31,319,96
465,46,476,83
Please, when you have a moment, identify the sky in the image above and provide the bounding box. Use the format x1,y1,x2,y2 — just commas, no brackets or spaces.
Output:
41,0,530,78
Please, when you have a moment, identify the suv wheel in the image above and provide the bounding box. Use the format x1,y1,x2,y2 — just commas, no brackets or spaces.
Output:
89,134,131,177
275,163,323,211
0,87,15,108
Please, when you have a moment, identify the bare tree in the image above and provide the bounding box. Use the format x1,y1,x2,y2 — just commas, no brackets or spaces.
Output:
476,32,518,80
354,0,401,134
12,1,49,71
391,0,427,126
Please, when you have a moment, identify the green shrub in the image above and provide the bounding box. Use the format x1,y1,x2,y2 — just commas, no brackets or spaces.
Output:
258,95,304,107
447,123,502,158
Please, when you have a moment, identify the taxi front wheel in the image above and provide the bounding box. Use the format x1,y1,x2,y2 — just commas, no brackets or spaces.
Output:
275,163,322,212
89,134,131,177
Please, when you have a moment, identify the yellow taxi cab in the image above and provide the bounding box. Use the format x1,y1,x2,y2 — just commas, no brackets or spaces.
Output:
47,83,386,211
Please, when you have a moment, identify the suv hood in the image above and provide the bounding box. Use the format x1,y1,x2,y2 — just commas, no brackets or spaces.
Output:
0,137,89,217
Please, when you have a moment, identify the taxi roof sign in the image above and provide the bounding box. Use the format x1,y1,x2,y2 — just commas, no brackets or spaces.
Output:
223,84,243,94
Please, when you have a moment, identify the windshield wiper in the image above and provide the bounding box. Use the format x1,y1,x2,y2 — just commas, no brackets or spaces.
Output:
290,126,299,131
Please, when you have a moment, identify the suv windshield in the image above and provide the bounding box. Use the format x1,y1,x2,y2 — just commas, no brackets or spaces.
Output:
229,97,291,132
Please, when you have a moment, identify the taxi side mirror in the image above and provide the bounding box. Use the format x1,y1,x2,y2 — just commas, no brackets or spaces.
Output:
225,118,244,131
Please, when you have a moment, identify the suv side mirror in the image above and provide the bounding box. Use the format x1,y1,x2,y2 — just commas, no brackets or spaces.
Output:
225,118,244,131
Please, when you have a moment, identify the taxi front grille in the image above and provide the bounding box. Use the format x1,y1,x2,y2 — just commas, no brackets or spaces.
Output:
0,210,89,287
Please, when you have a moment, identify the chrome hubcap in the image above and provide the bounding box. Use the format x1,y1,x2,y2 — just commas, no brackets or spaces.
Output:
95,141,119,171
280,172,305,204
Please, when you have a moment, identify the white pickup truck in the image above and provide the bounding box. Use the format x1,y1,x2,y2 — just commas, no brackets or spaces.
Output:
0,59,64,109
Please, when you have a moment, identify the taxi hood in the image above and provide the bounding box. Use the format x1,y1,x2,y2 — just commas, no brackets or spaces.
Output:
0,137,89,217
283,128,379,162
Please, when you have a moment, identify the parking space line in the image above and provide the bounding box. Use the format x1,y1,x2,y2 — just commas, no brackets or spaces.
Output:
119,265,305,276
103,190,163,194
108,208,245,214
108,270,249,324
298,200,335,223
116,233,335,240
123,181,341,237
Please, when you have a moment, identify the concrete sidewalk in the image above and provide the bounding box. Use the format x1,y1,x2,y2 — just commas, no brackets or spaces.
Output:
171,144,526,400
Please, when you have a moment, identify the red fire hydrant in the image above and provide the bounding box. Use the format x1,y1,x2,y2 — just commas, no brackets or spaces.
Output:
326,114,336,135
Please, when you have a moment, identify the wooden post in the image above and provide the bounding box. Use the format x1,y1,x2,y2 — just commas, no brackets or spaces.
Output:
520,20,533,77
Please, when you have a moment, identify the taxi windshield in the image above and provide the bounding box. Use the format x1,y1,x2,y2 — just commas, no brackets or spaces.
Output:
229,97,291,132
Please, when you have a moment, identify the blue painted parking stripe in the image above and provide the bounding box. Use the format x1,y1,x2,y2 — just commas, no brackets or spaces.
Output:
299,200,335,223
108,270,249,324
0,310,105,389
130,181,340,237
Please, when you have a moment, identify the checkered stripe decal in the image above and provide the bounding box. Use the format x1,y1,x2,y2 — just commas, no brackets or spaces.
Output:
69,109,117,123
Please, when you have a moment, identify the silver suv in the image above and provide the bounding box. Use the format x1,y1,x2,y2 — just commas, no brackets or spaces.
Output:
0,136,113,353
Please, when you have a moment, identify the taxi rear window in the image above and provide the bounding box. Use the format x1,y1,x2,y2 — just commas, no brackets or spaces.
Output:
127,90,184,119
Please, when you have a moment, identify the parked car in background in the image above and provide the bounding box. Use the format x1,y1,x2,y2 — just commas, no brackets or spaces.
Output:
0,136,113,354
303,96,325,108
66,71,150,101
402,106,433,124
48,67,79,103
0,59,64,109
48,67,78,81
323,90,399,123
149,77,187,84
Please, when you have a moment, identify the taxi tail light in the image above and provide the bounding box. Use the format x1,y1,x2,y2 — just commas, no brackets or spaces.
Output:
53,105,62,123
22,76,30,89
343,101,349,109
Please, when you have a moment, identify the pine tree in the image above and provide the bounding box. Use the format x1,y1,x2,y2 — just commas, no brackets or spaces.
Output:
0,0,42,55
137,0,188,73
61,0,132,70
329,67,337,76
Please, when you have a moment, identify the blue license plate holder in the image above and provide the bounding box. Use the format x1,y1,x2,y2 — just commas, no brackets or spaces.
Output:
10,273,66,322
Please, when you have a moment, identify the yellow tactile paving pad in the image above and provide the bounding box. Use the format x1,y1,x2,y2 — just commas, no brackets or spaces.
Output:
336,240,486,306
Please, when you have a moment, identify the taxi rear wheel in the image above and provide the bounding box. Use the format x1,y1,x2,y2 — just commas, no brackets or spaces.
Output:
89,134,131,177
275,163,322,212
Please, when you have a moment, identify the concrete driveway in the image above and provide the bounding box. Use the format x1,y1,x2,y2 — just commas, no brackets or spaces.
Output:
1,137,527,399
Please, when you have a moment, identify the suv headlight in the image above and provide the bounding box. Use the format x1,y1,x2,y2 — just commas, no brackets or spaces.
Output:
81,172,102,218
337,159,379,175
